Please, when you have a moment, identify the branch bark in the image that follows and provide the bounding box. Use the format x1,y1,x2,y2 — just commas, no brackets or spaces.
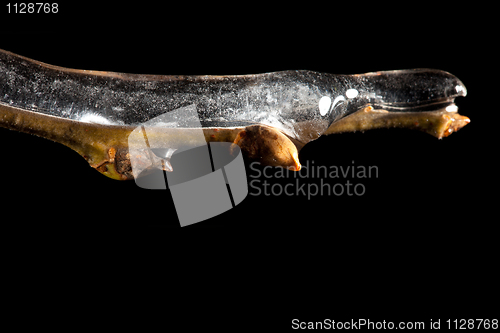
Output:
324,106,470,139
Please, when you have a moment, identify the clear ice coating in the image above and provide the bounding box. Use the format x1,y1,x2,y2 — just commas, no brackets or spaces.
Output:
0,48,467,144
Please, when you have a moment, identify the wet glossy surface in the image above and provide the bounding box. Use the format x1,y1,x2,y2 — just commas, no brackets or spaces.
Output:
0,48,466,144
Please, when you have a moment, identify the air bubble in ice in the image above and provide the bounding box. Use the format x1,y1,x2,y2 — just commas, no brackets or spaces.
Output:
318,96,332,116
346,89,359,99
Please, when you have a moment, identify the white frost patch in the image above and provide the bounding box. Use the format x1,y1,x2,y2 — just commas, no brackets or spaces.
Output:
455,85,466,95
79,113,116,125
149,121,179,128
233,110,297,138
445,104,458,112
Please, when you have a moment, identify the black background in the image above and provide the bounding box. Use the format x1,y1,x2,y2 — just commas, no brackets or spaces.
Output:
0,2,496,320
